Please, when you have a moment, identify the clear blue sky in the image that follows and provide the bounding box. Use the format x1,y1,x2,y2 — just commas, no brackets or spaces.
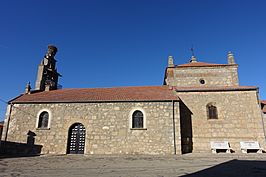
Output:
0,0,265,120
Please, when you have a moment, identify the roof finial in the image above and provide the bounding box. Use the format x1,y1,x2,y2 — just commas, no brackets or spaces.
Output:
25,82,31,94
168,55,175,67
227,51,235,64
190,47,197,63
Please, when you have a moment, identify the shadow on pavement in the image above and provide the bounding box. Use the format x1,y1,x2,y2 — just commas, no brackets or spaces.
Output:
0,140,42,159
181,159,266,177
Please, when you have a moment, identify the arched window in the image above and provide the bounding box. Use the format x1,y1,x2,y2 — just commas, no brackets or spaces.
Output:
207,103,218,119
38,111,49,128
132,110,144,128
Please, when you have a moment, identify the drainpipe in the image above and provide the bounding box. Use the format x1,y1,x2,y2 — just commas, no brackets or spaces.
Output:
4,103,13,142
172,100,176,155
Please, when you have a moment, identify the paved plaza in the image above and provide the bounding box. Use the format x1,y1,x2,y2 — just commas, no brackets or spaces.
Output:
1,153,266,177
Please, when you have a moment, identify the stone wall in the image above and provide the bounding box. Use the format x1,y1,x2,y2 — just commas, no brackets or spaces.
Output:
165,65,239,87
1,101,180,155
177,90,265,153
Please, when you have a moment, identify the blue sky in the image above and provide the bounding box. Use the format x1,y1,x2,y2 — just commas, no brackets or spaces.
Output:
0,0,265,120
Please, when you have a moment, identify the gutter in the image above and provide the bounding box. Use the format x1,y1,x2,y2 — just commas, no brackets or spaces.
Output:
11,99,179,104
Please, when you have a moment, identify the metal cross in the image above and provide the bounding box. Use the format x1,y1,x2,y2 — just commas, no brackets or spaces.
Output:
190,47,195,56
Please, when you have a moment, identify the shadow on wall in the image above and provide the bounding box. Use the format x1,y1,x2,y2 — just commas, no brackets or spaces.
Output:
179,100,193,154
0,130,42,159
181,160,266,177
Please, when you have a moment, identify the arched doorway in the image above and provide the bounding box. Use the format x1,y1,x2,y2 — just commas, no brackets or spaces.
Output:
67,123,86,154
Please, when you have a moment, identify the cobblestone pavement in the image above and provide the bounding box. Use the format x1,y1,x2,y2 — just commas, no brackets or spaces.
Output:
1,153,266,177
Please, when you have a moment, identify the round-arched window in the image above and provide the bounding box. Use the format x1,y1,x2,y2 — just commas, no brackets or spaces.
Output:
38,111,49,128
206,103,218,119
132,110,143,128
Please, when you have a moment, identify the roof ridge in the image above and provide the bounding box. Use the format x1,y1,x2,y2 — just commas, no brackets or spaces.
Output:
10,85,177,103
56,85,168,90
177,61,237,67
174,86,258,92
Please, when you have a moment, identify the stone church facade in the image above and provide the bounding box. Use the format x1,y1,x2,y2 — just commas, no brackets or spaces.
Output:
1,46,265,155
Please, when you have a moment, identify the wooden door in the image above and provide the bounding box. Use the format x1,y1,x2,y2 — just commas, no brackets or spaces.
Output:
68,123,86,154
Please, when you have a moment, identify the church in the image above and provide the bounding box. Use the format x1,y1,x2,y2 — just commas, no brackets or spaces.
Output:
1,45,265,155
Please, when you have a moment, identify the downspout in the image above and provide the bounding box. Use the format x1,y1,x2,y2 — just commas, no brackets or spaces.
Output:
172,100,176,155
4,103,13,142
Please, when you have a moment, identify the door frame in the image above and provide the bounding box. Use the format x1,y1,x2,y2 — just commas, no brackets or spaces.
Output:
66,122,86,154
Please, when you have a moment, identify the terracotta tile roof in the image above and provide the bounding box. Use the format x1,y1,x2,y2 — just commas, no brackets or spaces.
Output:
261,100,266,105
176,62,237,67
10,86,178,103
173,86,258,92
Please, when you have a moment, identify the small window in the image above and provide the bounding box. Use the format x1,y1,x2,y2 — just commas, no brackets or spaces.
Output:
199,79,205,84
207,103,218,119
132,110,143,128
38,111,49,128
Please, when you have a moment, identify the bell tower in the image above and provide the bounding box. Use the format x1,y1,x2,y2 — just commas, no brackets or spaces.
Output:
35,45,61,91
